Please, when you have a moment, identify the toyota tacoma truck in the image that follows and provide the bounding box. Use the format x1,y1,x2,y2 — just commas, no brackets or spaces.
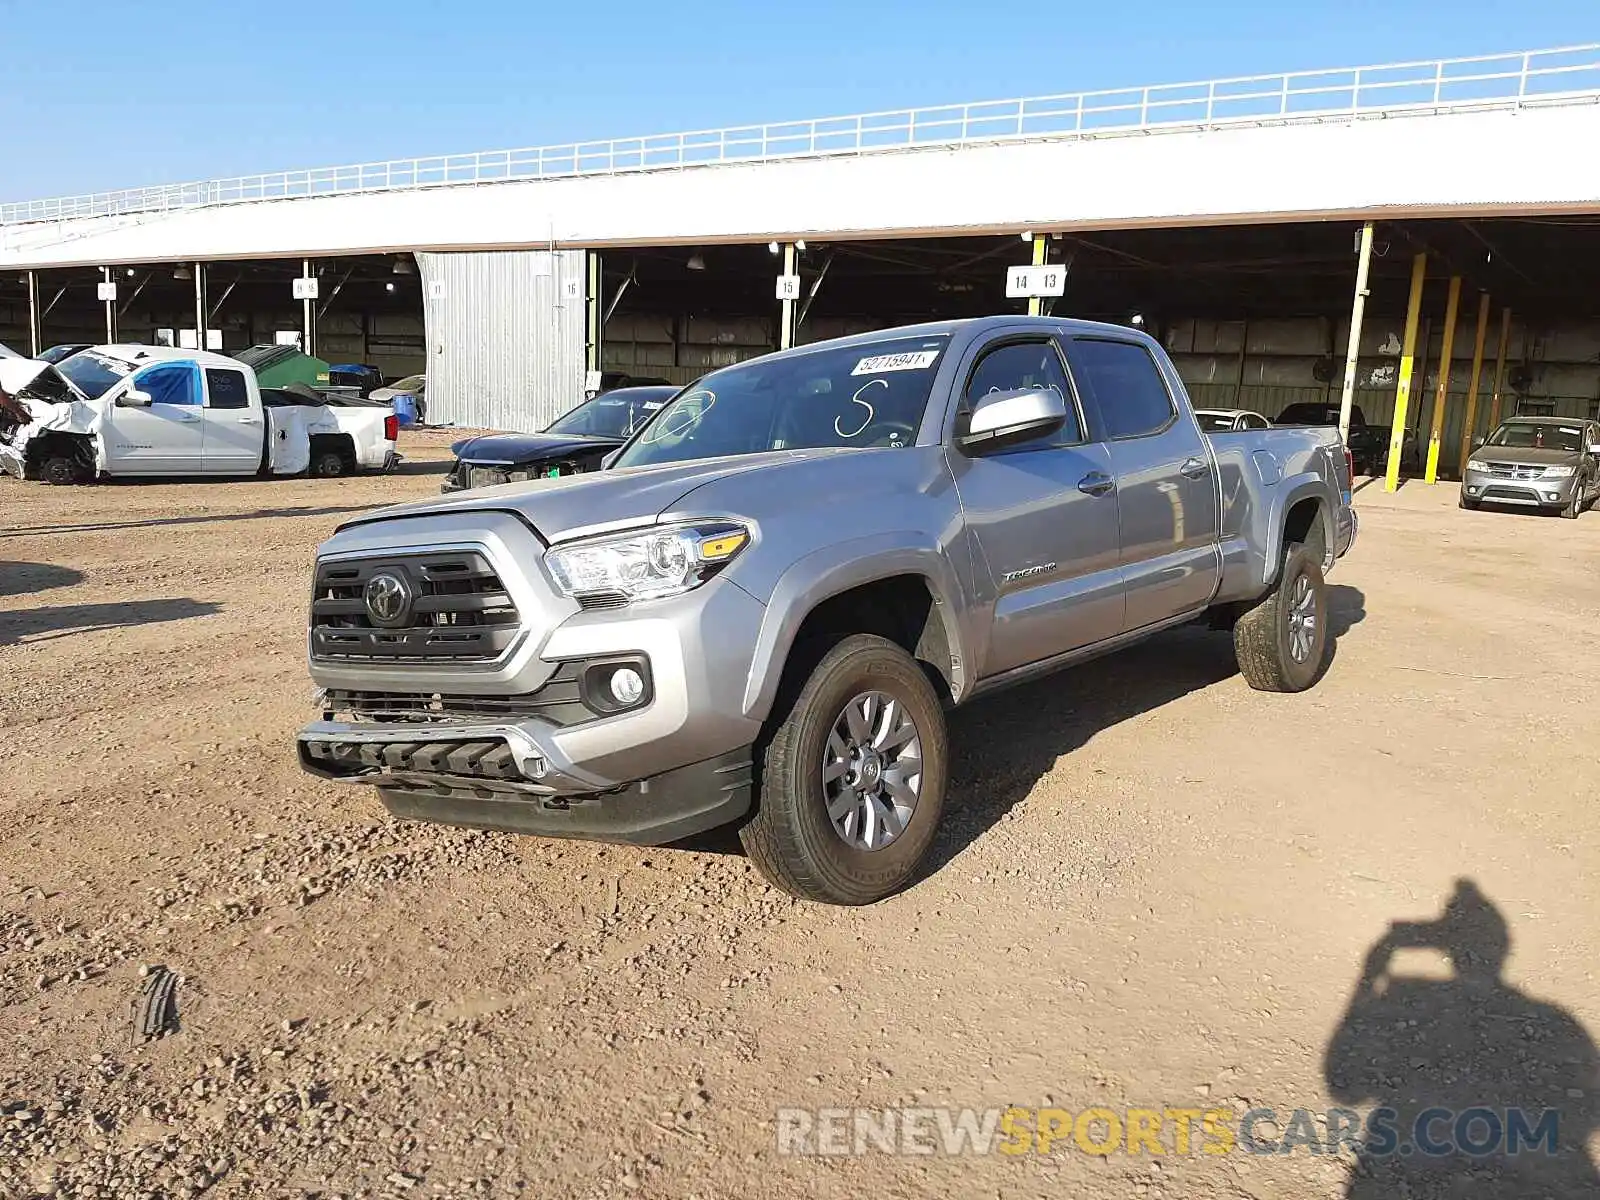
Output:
0,346,398,484
298,317,1356,905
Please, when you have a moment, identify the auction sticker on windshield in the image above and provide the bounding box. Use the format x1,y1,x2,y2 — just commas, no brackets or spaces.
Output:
852,350,940,376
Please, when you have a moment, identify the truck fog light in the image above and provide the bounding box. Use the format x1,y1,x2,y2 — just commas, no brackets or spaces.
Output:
1547,491,1561,502
1466,486,1479,496
609,667,645,706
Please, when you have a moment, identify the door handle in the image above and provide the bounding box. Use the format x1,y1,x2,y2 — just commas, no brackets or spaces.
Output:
237,416,261,425
1077,471,1115,496
1179,456,1209,478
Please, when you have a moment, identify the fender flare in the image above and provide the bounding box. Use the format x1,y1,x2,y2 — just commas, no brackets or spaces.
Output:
1262,473,1335,585
740,532,970,721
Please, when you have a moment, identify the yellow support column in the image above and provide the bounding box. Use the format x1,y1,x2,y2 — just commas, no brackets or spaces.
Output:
1456,293,1491,475
1424,276,1461,483
1385,253,1427,493
1486,307,1513,430
1027,234,1047,317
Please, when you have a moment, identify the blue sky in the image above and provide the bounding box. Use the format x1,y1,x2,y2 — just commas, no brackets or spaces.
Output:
3,0,1594,201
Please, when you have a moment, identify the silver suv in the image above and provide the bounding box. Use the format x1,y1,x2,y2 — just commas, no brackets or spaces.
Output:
1461,416,1600,518
298,317,1356,904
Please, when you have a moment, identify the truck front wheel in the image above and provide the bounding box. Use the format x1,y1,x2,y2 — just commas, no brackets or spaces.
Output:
741,634,948,905
1232,543,1328,692
40,453,87,486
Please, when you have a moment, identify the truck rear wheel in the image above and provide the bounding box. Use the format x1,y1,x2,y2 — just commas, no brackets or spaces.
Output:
741,634,948,905
311,449,348,478
1233,543,1328,693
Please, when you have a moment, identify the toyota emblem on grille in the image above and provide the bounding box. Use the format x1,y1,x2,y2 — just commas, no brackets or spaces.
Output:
364,571,413,627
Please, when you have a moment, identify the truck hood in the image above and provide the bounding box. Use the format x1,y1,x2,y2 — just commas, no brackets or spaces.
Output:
1468,446,1577,467
0,361,101,477
0,358,90,404
449,431,621,464
348,449,843,543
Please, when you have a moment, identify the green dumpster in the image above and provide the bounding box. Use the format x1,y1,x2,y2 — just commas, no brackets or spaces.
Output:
233,345,333,390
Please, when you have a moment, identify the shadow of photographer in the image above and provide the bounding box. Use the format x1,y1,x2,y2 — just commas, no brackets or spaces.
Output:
1324,879,1598,1197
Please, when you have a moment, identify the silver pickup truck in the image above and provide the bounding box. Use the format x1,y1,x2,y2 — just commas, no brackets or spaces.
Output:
298,317,1356,904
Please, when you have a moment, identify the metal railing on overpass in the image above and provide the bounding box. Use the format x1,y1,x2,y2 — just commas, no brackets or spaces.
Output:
5,43,1599,226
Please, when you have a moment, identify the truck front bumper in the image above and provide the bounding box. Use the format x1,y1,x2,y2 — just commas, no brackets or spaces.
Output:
298,723,752,844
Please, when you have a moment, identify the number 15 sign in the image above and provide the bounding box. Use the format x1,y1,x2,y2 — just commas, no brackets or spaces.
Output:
1005,265,1066,299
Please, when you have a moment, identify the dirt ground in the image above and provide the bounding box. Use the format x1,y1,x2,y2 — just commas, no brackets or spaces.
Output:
2,434,1598,1199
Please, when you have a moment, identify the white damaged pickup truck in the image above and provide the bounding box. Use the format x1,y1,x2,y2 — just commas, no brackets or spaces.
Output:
0,346,397,484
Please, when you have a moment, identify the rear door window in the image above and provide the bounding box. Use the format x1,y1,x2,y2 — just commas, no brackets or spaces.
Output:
205,369,250,410
1067,339,1175,440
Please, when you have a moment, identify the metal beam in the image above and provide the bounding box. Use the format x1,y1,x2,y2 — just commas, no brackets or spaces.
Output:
1384,252,1427,493
602,261,636,325
302,258,316,357
316,266,355,321
194,262,206,351
41,286,69,318
1424,276,1461,483
117,272,151,319
1460,221,1539,291
1027,234,1047,318
796,251,834,330
102,267,117,343
1337,222,1375,445
1486,307,1513,430
208,279,239,323
779,243,797,351
586,251,602,373
1456,292,1491,475
26,270,40,357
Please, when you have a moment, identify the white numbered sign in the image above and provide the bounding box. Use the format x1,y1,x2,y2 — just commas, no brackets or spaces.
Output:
292,276,320,301
775,274,802,301
97,281,118,302
1005,265,1067,299
562,278,582,300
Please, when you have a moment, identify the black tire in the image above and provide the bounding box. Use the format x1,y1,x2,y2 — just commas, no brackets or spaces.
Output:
1458,494,1479,510
1563,483,1583,519
311,450,347,478
739,634,948,906
1233,543,1328,693
40,454,85,486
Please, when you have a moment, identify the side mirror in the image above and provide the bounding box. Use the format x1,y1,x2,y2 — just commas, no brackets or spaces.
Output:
1588,443,1600,456
957,388,1067,454
121,388,153,408
1473,437,1485,449
601,448,623,470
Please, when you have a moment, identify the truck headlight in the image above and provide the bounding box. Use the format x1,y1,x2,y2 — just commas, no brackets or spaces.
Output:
1542,464,1576,478
546,522,749,603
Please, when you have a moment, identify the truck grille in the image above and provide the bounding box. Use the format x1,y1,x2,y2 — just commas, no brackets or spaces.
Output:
1481,461,1543,480
310,551,520,662
323,663,588,726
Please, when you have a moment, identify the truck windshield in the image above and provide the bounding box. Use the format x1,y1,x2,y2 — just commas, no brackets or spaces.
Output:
1487,421,1582,452
615,335,951,468
55,351,135,400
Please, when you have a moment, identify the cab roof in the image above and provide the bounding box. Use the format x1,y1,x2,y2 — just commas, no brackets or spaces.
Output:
87,344,243,371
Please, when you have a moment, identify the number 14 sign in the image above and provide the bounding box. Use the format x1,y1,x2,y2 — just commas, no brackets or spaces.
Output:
1005,265,1066,299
